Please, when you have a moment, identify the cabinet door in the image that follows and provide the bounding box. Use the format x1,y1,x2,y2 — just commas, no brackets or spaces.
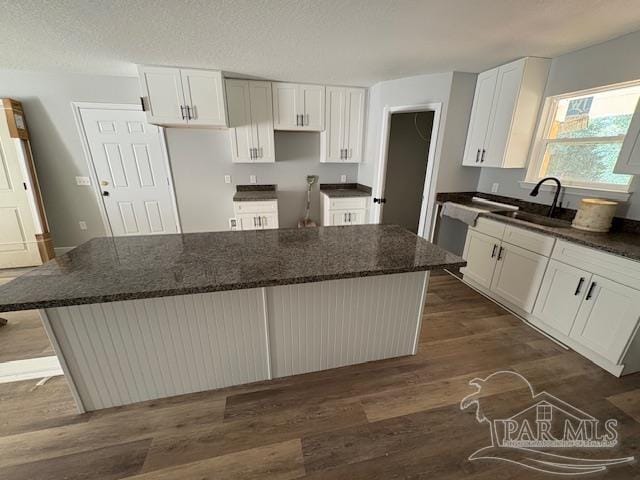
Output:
260,213,279,230
237,214,261,230
330,210,350,226
226,79,254,163
322,87,347,163
615,98,640,174
490,242,548,312
249,81,275,163
462,68,498,166
570,275,640,364
272,83,299,130
347,209,366,225
180,69,227,127
461,230,499,289
344,88,366,163
300,84,325,131
483,60,525,167
138,66,186,125
533,260,591,335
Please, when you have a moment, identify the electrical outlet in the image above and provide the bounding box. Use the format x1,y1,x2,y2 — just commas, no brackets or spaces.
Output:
75,176,91,186
224,175,231,184
249,175,257,184
491,183,499,193
78,221,88,231
340,174,347,183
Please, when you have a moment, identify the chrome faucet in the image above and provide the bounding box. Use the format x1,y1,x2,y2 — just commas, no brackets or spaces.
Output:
530,177,562,218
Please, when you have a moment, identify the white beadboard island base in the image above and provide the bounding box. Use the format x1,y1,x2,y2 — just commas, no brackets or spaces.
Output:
41,271,428,412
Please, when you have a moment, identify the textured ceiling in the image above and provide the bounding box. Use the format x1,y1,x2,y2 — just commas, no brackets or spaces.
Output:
2,0,640,86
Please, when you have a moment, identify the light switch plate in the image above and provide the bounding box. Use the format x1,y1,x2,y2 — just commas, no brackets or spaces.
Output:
78,221,88,231
249,175,257,184
340,174,347,183
224,175,231,184
491,183,499,193
76,176,91,186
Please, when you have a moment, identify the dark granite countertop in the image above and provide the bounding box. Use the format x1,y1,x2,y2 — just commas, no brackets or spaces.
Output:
233,184,278,202
320,183,372,198
481,212,640,262
436,192,640,262
0,225,465,312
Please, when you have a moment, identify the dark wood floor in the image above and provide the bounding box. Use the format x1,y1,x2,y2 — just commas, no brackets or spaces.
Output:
1,272,639,479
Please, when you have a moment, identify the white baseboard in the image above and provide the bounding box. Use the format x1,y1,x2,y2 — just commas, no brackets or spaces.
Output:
54,247,76,256
0,356,63,384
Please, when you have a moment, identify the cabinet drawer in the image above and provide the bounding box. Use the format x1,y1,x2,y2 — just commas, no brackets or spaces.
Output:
469,217,505,239
502,225,555,256
234,200,278,214
552,240,640,291
327,196,369,210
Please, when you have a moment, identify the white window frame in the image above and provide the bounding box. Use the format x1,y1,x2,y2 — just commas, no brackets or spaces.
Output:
525,81,640,197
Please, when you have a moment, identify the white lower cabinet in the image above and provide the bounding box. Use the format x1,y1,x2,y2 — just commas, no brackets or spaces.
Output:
569,275,640,364
462,227,547,312
533,260,591,336
233,201,279,230
461,230,498,289
320,194,369,226
463,220,640,376
490,243,548,313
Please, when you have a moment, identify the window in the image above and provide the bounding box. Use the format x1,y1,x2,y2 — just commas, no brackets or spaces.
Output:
527,83,640,192
537,404,552,422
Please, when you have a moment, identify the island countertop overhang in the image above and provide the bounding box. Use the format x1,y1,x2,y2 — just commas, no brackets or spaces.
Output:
0,225,465,312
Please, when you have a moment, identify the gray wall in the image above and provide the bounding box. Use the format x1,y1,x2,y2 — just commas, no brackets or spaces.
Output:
0,68,140,247
166,129,357,232
357,71,480,223
382,111,432,232
477,30,640,220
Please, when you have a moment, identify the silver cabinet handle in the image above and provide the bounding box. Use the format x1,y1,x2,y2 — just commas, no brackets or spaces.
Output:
186,105,195,120
585,282,597,300
348,212,352,222
262,216,267,227
296,114,301,126
481,149,486,163
475,149,480,162
258,216,262,227
574,277,585,295
348,148,352,159
253,216,257,227
491,244,498,258
344,213,347,223
249,148,254,159
497,246,504,260
180,105,187,120
185,105,192,120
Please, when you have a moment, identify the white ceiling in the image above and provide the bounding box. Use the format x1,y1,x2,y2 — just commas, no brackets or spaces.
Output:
2,0,640,86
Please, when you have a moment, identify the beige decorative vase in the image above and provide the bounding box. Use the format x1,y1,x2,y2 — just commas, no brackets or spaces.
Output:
571,198,618,233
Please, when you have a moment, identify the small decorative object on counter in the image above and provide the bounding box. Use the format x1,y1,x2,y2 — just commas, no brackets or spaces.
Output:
572,198,618,233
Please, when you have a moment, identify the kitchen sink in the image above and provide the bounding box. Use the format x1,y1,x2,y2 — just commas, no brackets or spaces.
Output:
494,210,572,228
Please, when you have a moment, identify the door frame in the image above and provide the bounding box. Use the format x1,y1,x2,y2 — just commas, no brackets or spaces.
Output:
373,103,442,239
71,102,182,236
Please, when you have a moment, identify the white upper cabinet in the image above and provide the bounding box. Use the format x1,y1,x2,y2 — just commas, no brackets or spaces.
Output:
138,65,227,127
226,79,275,163
272,82,325,131
614,98,640,174
321,87,366,163
462,57,550,168
180,69,227,126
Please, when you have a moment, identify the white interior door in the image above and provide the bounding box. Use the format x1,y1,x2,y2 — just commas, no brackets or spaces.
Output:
80,108,179,236
0,123,41,267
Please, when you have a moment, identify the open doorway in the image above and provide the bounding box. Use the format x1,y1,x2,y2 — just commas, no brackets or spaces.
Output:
382,111,434,233
373,103,441,238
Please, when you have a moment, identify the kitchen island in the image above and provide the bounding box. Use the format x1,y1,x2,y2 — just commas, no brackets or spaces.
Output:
0,225,464,412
